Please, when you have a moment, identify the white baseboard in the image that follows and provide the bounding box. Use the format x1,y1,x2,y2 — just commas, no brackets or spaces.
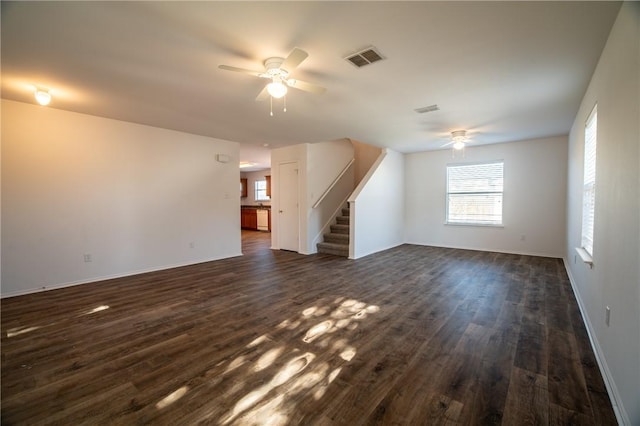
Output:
562,258,629,426
404,240,562,259
350,241,404,260
0,253,243,299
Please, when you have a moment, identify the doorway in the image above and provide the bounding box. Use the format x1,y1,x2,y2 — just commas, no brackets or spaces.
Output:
241,229,271,256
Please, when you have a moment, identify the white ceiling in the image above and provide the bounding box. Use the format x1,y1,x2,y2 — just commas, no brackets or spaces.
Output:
1,2,620,170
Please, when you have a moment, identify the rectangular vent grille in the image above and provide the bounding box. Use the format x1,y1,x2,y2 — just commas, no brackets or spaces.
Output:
414,104,440,114
345,47,384,68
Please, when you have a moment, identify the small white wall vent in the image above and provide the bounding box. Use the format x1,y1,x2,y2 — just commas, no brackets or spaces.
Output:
345,47,384,68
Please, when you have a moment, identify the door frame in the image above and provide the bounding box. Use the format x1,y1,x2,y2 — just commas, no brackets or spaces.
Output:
277,161,300,252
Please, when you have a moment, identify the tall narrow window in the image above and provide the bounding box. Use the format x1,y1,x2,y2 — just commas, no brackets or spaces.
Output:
255,179,270,201
446,161,504,226
582,105,597,256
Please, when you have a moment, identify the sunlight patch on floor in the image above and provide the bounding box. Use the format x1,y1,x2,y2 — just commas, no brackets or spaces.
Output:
302,320,334,343
339,346,357,361
156,385,188,409
247,334,269,348
225,355,247,374
81,305,110,316
254,347,284,372
216,297,381,424
7,326,41,338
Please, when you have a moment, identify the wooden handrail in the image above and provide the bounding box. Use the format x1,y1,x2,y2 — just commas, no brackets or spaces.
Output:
312,158,355,209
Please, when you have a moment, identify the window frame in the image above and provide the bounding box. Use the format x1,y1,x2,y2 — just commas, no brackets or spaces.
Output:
445,160,504,227
579,104,597,263
254,179,270,201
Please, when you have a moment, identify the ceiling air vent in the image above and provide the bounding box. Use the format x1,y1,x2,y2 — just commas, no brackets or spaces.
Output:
345,47,384,68
414,104,440,114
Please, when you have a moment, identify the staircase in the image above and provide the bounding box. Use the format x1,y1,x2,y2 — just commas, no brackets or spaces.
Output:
317,206,350,257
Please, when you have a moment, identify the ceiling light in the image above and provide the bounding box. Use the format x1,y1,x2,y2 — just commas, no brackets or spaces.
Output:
240,161,256,169
448,130,469,154
453,141,465,150
267,80,287,99
34,89,51,106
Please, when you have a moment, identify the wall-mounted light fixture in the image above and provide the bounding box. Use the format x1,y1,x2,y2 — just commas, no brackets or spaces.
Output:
34,88,51,106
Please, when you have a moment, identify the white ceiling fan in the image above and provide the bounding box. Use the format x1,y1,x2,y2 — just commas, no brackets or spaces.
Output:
441,130,475,151
218,48,326,114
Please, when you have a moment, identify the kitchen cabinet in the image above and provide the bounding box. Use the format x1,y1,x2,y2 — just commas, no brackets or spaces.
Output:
241,208,270,231
241,208,257,229
265,175,271,197
240,178,248,198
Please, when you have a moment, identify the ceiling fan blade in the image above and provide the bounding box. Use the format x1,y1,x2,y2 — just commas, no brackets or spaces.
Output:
255,86,270,102
286,79,326,94
218,65,264,77
280,48,308,73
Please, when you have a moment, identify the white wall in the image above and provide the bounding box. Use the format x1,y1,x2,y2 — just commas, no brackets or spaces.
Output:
565,3,639,424
241,169,271,206
404,136,567,257
1,100,241,297
350,138,383,186
307,140,354,254
349,149,405,259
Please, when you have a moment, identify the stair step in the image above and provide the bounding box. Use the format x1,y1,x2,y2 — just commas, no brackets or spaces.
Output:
317,242,349,257
336,216,350,225
342,208,350,216
324,233,349,244
330,224,350,234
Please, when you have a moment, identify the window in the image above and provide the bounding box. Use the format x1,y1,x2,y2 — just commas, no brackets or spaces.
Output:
446,161,504,226
582,105,597,256
255,179,270,201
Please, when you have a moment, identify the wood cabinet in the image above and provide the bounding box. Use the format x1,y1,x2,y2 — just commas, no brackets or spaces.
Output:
241,208,257,229
265,175,271,197
241,208,271,231
240,178,248,198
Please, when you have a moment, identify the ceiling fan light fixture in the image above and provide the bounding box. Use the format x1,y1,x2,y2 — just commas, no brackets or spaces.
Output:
453,141,465,150
451,130,467,143
267,80,287,99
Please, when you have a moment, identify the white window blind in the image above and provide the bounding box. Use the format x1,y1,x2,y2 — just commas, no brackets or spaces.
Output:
255,179,270,201
446,161,504,225
582,105,597,256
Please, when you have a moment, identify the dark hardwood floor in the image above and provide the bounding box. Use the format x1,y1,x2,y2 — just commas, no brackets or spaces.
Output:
1,231,616,425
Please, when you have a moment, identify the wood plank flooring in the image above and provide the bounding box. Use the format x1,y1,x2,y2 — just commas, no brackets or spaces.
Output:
1,231,617,425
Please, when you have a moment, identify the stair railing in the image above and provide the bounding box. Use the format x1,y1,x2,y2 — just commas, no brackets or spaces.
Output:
312,158,355,209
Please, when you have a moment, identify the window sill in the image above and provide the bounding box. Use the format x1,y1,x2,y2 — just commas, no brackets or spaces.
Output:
444,222,504,228
575,247,594,269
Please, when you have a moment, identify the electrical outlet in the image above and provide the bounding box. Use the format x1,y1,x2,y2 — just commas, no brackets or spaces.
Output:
83,254,92,263
605,306,611,326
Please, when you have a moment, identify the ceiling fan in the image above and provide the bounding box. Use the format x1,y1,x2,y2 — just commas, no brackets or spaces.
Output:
218,48,326,114
441,130,475,151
